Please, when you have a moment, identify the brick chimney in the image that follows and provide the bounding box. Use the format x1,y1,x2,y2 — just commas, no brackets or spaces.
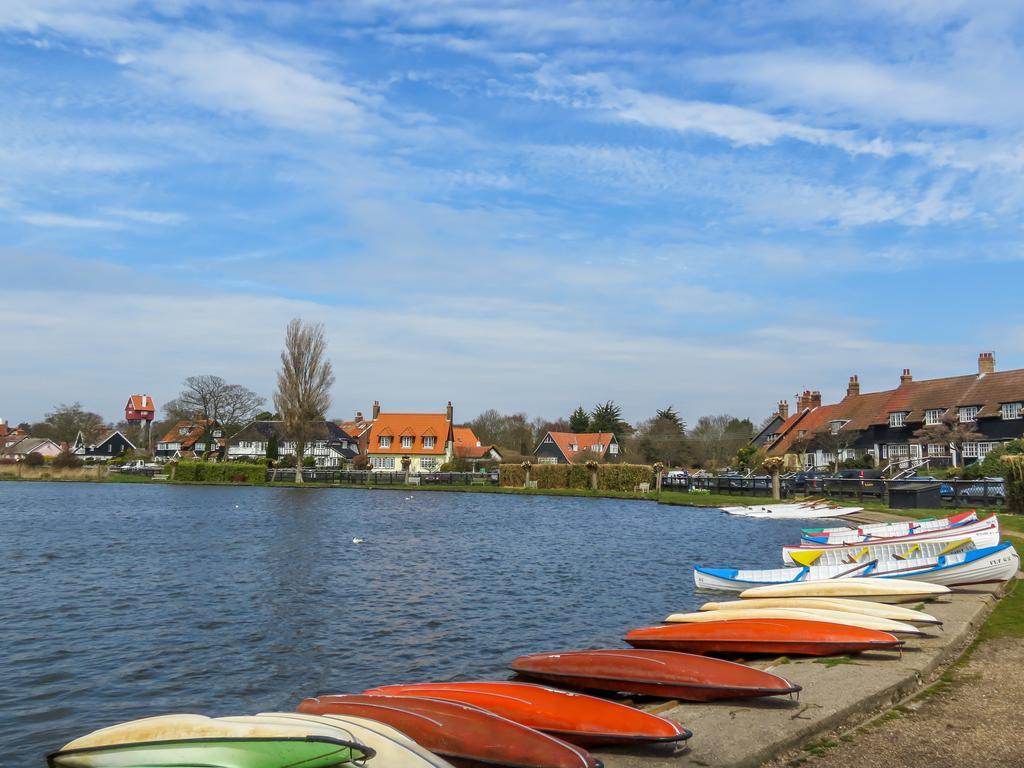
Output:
978,351,996,375
810,390,822,409
900,368,913,385
445,400,453,422
798,390,815,410
778,399,789,419
846,375,860,398
372,401,381,419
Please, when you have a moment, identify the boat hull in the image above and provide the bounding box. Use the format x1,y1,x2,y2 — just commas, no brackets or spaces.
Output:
297,696,600,768
783,533,995,567
801,511,979,545
625,618,902,657
663,608,925,636
738,578,950,603
362,681,691,746
508,649,800,701
699,598,941,626
724,503,861,519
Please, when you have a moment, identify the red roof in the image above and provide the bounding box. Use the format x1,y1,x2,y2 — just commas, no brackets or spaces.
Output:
158,419,223,449
453,426,501,459
543,431,616,463
366,413,452,455
125,394,155,413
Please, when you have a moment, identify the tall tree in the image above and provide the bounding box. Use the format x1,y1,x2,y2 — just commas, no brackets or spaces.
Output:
689,414,754,469
164,375,265,435
655,406,685,431
274,318,335,483
33,402,105,444
589,401,633,439
635,410,691,467
569,406,590,433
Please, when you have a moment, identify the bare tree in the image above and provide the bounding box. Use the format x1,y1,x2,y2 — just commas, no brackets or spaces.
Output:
913,412,984,468
274,318,335,483
33,402,106,444
164,375,265,435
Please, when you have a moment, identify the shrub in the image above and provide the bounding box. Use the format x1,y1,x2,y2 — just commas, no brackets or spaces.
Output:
174,461,266,483
302,456,316,468
53,450,83,469
24,453,44,466
500,464,526,486
1005,456,1024,515
276,454,297,468
597,463,653,491
498,462,654,491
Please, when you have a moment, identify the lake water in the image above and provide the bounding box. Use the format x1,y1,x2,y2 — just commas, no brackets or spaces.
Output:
0,482,805,765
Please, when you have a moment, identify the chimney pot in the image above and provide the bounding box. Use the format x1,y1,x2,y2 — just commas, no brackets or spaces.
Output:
846,375,861,398
446,400,454,422
810,390,822,409
372,401,381,419
978,351,996,375
778,399,790,420
900,368,913,384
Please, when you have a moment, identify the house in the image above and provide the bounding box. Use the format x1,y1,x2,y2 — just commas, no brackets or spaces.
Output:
226,420,358,468
124,395,156,425
750,400,790,448
764,352,1024,469
155,418,225,461
363,402,455,471
0,419,29,451
453,426,503,469
72,429,136,461
1,436,63,461
338,405,378,458
534,431,620,464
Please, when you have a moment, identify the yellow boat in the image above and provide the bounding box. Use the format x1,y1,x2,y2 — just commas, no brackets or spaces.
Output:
699,597,941,626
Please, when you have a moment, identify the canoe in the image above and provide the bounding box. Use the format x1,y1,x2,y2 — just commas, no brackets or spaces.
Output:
297,695,601,768
663,608,925,637
47,714,372,768
224,714,452,768
695,543,1019,591
508,648,800,701
699,598,942,626
801,511,978,545
625,618,902,657
362,681,691,746
783,535,988,568
739,578,950,603
723,503,861,519
791,516,1000,555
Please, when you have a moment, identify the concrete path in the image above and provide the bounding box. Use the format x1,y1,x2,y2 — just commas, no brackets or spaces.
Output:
594,584,1003,768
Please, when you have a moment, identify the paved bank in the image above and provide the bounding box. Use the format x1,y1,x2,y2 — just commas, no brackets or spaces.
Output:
595,583,1004,768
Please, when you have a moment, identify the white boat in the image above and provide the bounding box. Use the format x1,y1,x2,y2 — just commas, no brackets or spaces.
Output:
739,577,950,603
801,511,979,544
723,502,862,519
664,608,926,636
695,542,1018,592
699,597,942,626
795,515,1000,550
782,534,996,567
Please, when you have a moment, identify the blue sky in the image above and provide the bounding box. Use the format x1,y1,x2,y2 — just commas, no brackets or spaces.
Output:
3,1,1024,427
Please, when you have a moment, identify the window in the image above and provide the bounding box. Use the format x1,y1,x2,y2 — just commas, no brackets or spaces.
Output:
569,443,578,452
544,435,553,443
889,412,908,428
798,430,807,437
538,456,558,464
963,442,995,459
829,420,847,434
592,443,604,452
401,435,413,449
925,408,944,426
609,443,619,454
420,457,437,470
1002,402,1023,420
888,444,910,458
379,435,392,448
370,456,395,469
928,443,947,456
423,436,436,449
179,427,189,435
959,406,979,422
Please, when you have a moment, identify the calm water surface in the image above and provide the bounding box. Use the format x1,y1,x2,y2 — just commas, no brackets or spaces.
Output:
0,483,805,765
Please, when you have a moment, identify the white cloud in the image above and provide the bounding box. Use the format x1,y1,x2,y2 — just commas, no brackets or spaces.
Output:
105,207,187,225
20,212,123,229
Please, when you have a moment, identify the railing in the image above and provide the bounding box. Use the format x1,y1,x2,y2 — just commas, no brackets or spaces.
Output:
661,475,785,497
265,469,500,485
808,477,1007,507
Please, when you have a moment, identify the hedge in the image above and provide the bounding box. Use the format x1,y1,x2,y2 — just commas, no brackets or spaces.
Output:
174,461,266,484
499,463,653,491
1005,456,1024,515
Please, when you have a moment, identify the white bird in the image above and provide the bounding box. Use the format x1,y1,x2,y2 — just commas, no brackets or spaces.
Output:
352,537,365,544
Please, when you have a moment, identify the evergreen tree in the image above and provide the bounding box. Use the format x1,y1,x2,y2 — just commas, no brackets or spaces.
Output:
569,406,590,433
655,406,684,431
589,401,633,439
266,433,280,460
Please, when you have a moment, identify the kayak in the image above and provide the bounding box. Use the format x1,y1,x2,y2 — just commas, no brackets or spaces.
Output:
508,648,800,701
695,543,1019,591
663,608,925,637
797,515,998,548
362,681,691,746
47,714,372,768
783,536,986,567
297,695,601,768
738,577,950,603
625,618,902,657
801,511,978,544
699,598,942,626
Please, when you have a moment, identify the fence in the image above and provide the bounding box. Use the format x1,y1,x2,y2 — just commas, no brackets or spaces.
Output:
806,477,1006,507
266,469,500,486
661,475,783,497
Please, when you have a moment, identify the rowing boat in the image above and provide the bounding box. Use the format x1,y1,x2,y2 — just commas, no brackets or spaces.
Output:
47,714,373,768
801,511,978,544
695,542,1018,591
699,598,941,626
783,536,986,567
624,618,902,657
793,515,1000,552
362,681,691,746
507,648,801,701
297,695,601,768
738,577,950,603
722,502,861,519
663,608,925,636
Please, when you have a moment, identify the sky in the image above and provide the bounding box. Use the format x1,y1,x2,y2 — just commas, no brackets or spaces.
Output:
3,1,1024,428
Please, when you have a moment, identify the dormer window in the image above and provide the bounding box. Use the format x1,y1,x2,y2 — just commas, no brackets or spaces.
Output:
958,406,979,423
401,435,414,449
593,443,604,452
925,408,944,425
829,420,848,434
889,412,908,428
179,427,189,435
379,435,392,449
423,436,436,449
1002,402,1022,420
212,430,222,438
569,443,578,452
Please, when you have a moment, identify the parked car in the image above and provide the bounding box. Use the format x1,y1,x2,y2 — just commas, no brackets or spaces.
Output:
941,477,1006,503
793,471,829,492
836,468,883,480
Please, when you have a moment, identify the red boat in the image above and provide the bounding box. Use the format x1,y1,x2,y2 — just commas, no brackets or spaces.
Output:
362,681,691,746
509,649,800,701
298,694,601,768
625,619,903,657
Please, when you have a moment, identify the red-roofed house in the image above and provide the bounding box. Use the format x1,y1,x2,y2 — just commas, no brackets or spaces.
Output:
363,402,455,472
453,426,503,468
534,431,621,464
125,395,156,424
155,418,224,461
